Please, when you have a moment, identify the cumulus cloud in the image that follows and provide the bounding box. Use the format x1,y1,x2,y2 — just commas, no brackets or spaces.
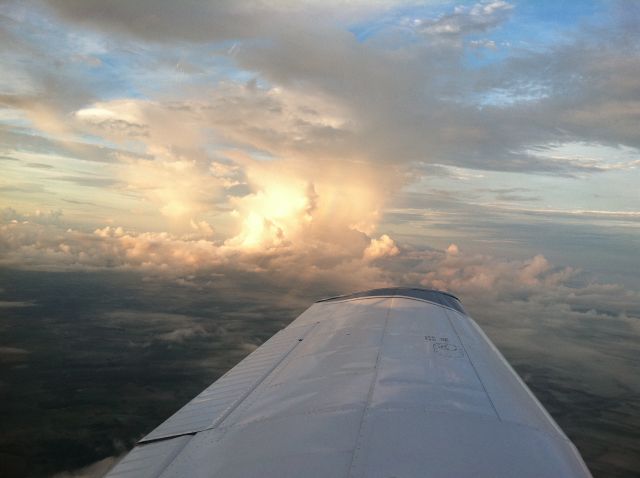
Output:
396,243,576,296
2,215,638,329
7,213,638,386
391,244,637,329
1,207,63,225
445,243,459,256
363,234,399,261
0,216,383,294
69,86,387,234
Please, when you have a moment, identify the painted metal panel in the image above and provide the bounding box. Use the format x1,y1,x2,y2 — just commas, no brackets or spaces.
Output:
444,307,567,435
139,322,316,443
350,411,590,478
218,296,391,429
159,409,362,478
105,288,591,478
104,436,191,478
371,298,497,417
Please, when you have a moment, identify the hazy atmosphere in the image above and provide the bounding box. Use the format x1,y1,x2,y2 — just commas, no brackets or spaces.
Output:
1,1,639,476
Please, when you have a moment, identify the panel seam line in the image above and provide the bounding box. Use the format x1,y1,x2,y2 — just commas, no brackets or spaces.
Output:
138,325,317,444
346,297,393,477
442,307,501,421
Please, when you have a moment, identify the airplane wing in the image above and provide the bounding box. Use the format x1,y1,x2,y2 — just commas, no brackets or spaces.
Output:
105,287,592,477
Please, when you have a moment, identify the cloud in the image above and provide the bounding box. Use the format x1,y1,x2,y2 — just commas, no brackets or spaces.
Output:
0,300,34,308
387,244,640,380
0,217,384,294
394,243,639,321
468,39,498,49
6,216,636,390
40,0,409,43
156,325,209,344
24,162,54,169
50,454,124,478
0,346,30,364
0,0,638,350
5,0,634,183
40,0,279,43
65,85,393,245
225,7,639,176
54,176,119,188
2,0,639,248
70,90,379,230
0,182,46,193
445,243,459,255
102,310,216,345
415,1,513,39
363,234,399,261
1,217,637,332
1,207,63,225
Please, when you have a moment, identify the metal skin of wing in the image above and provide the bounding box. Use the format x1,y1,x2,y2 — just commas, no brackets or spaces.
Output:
105,288,592,478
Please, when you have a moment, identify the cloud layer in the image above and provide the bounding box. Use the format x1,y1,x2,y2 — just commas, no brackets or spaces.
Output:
1,0,639,349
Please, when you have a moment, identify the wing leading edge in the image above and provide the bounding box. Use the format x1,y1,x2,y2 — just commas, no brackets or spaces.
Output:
105,287,592,478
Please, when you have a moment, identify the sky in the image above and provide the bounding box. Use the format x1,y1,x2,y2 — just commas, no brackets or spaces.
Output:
1,0,639,290
0,1,639,477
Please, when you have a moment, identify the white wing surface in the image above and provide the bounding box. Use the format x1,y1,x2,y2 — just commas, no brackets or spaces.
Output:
105,288,592,478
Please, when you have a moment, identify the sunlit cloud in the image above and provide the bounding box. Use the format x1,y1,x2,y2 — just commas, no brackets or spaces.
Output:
0,3,638,347
1,0,639,291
